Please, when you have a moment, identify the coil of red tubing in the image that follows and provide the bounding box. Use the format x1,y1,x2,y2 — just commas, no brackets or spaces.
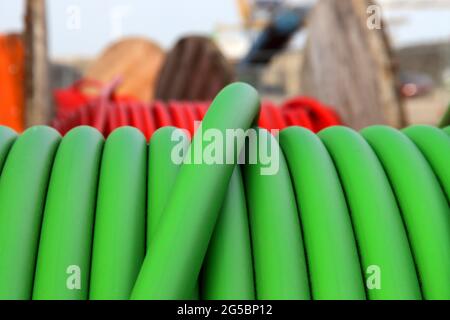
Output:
53,97,341,140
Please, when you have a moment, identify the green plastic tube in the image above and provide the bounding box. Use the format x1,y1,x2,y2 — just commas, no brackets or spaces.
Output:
147,127,254,299
89,127,146,300
403,125,450,201
0,126,17,174
131,83,260,299
362,126,450,300
147,127,189,245
146,126,199,300
243,128,310,300
32,127,103,300
279,127,366,300
319,126,421,300
0,126,60,300
201,167,255,300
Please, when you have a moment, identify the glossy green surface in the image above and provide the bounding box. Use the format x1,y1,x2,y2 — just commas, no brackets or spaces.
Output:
362,126,450,300
244,128,310,300
131,83,260,299
89,127,146,300
33,126,103,300
202,168,255,300
280,127,365,300
320,126,421,300
0,126,60,299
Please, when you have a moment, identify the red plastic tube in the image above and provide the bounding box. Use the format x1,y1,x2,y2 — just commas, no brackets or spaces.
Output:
52,97,341,140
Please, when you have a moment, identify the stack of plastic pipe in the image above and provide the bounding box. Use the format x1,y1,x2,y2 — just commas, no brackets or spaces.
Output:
52,97,341,140
0,83,449,300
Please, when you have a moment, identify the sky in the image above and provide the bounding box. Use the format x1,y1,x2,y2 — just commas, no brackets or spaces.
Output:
0,0,449,58
0,0,240,58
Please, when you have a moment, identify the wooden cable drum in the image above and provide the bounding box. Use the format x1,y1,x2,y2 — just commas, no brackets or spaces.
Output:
0,34,25,132
85,38,165,102
300,0,406,129
24,0,52,127
155,35,235,101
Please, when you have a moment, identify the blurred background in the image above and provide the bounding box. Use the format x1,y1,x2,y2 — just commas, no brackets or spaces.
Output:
1,0,449,135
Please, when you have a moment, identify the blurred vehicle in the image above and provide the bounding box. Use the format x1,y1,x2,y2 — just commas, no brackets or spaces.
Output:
399,71,435,98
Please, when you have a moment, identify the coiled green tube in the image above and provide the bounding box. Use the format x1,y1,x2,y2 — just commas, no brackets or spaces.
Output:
147,127,254,300
243,128,310,300
0,127,60,299
403,125,450,201
89,127,146,300
0,127,16,173
131,83,260,299
362,126,450,300
0,85,449,301
33,126,103,300
146,126,199,300
202,167,255,300
147,127,189,245
279,127,365,300
319,126,421,300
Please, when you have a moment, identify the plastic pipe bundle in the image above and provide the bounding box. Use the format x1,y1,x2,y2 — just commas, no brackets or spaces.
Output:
0,83,449,300
52,97,341,140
